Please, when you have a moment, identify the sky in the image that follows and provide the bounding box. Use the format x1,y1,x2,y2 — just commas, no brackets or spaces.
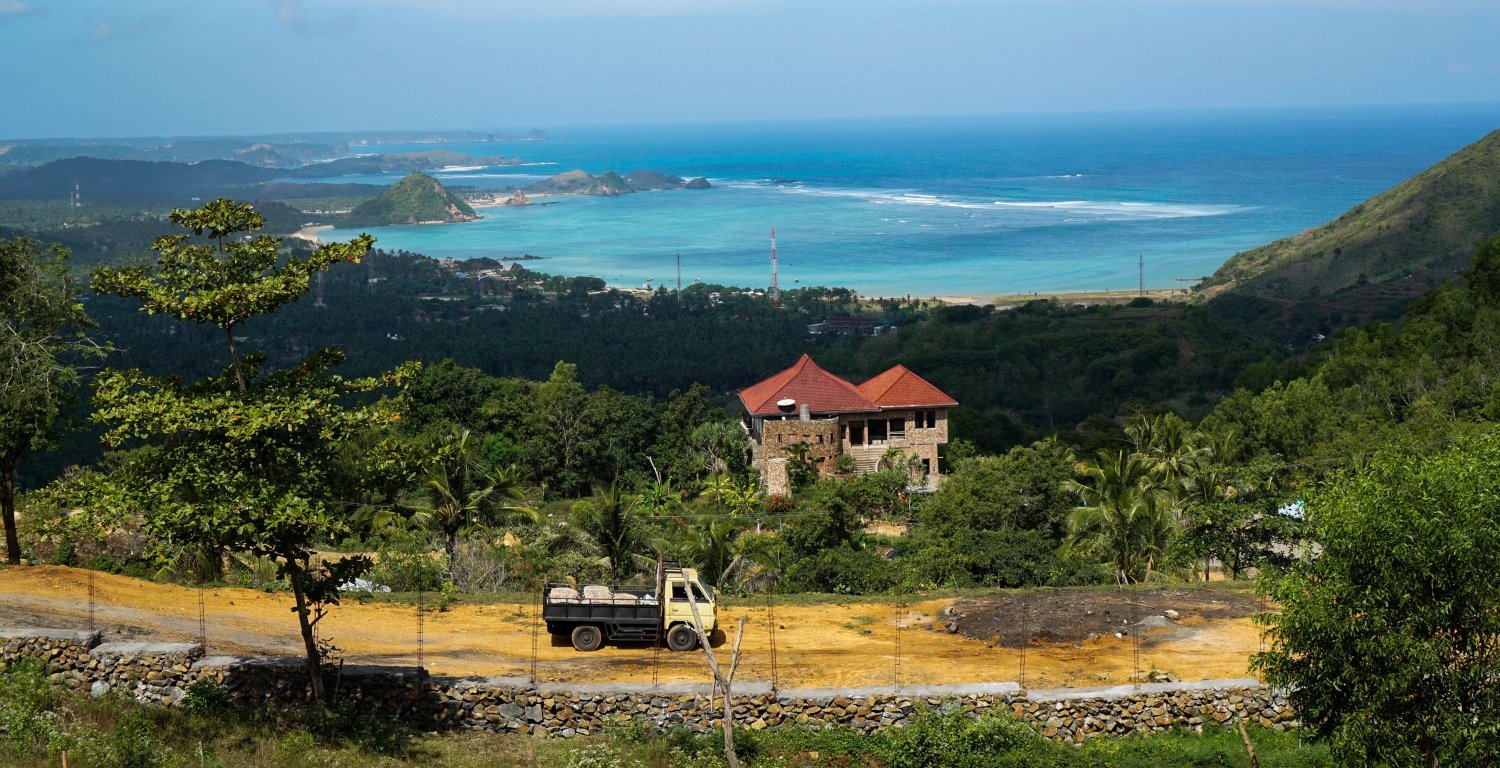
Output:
1,0,1498,138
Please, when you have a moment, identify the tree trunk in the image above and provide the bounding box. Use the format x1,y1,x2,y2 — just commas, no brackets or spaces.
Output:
2,453,20,565
446,530,458,584
288,562,326,703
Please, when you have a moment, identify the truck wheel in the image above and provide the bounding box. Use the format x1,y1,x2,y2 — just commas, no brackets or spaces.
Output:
571,625,604,652
667,624,698,652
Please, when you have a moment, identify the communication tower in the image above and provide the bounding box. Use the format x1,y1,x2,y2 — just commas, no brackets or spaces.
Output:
1138,254,1144,296
770,228,781,309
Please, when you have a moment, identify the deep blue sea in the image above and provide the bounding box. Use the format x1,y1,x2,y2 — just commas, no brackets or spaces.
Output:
317,104,1500,297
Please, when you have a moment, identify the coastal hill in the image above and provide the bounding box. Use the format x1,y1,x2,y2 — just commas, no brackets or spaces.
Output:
524,169,711,196
1203,127,1500,302
345,172,477,226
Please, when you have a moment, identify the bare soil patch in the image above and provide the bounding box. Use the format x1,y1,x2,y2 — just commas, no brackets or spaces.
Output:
1,566,1265,689
952,586,1265,649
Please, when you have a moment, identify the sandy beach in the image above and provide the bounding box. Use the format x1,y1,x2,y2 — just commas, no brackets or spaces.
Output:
932,287,1189,307
289,224,333,244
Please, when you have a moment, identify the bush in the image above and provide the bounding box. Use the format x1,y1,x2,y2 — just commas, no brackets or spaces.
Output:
878,709,1054,768
368,534,444,592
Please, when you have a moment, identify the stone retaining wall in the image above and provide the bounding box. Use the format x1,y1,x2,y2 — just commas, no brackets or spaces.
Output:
2,628,1295,743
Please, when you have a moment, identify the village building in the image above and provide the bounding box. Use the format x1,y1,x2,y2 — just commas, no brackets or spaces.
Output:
738,355,958,496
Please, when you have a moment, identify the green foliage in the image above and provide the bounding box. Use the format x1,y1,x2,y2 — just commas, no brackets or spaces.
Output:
880,709,1052,768
1254,434,1500,766
0,236,101,563
75,199,414,702
920,438,1075,540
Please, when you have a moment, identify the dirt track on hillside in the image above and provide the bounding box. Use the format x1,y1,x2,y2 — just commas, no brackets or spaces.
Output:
0,566,1264,689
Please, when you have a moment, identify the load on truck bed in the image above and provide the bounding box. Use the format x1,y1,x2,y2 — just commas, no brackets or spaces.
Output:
542,562,718,652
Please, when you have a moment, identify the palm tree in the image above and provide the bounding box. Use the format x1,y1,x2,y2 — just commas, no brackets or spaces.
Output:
1064,449,1174,585
687,516,747,587
408,429,535,582
1067,484,1175,585
574,481,646,580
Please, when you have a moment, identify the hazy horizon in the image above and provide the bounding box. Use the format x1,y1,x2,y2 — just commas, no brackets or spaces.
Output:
3,0,1499,139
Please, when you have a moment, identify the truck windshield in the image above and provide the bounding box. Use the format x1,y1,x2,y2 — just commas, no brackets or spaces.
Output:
671,583,712,602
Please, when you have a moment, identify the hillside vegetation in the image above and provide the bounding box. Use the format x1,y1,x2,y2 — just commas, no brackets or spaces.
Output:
345,172,477,226
1205,127,1500,302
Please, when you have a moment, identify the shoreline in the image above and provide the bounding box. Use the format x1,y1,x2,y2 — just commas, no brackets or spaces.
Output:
289,224,334,244
930,287,1189,306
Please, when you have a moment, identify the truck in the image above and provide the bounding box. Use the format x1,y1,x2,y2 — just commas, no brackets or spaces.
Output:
542,561,719,652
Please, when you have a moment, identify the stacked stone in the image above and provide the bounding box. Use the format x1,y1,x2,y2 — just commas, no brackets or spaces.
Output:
88,642,205,705
0,629,100,684
1011,686,1296,744
2,627,1297,743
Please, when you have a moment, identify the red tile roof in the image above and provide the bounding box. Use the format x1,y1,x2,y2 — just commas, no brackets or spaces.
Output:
740,356,959,416
856,364,960,409
738,354,879,417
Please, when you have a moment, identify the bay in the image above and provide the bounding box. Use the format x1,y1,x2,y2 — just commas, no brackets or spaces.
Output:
316,104,1500,297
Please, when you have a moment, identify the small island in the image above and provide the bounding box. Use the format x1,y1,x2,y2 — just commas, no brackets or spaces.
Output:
345,172,478,226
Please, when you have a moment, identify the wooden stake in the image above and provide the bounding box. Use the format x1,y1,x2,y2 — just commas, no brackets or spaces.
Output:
686,588,746,768
1237,721,1261,768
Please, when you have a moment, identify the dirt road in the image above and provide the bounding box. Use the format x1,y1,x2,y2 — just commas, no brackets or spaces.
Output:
0,566,1263,689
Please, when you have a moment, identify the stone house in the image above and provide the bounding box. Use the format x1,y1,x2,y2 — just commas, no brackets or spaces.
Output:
738,355,958,496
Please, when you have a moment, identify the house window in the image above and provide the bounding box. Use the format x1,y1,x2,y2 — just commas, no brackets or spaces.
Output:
777,434,783,444
889,417,905,437
869,419,888,442
817,434,824,444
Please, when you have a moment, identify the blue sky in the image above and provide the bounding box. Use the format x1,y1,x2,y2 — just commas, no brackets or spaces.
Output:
1,0,1498,138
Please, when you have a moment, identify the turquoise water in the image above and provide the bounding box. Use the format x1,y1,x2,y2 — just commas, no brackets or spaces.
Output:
318,105,1500,296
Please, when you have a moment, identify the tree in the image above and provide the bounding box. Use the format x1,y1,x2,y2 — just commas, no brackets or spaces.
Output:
1,238,100,564
405,428,533,582
1064,449,1173,584
85,200,414,702
1254,435,1500,766
920,438,1075,539
572,481,646,579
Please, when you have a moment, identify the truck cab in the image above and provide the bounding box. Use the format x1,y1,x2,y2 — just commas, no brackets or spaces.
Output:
542,563,719,652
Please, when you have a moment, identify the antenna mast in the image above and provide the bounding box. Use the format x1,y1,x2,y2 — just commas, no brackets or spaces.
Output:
676,252,682,302
770,227,781,309
1138,254,1144,297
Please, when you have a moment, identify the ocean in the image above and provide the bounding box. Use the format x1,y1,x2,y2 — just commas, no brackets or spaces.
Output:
316,104,1500,297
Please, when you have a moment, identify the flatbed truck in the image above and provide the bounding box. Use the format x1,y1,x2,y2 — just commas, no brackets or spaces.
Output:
542,562,719,652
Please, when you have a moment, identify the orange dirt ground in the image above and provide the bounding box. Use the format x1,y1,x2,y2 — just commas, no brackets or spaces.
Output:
0,566,1264,690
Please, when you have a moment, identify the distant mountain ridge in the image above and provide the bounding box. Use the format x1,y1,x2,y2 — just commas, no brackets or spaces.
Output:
345,172,477,226
1204,127,1500,301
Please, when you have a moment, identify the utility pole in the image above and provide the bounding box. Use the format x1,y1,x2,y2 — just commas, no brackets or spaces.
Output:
770,228,781,309
1138,254,1144,297
676,252,682,303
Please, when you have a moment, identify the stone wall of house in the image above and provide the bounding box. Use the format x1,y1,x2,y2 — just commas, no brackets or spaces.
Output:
3,628,1294,743
759,418,840,463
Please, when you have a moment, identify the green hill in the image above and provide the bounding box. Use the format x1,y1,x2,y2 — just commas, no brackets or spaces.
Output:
345,172,477,226
1204,127,1500,302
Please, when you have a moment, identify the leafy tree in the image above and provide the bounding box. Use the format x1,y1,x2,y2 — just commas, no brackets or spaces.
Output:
1255,435,1500,766
84,200,413,702
920,438,1075,539
1,238,101,564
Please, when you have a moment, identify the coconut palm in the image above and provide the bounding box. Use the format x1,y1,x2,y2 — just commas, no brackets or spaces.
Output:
1064,449,1175,585
1067,484,1175,585
406,429,536,582
574,481,648,579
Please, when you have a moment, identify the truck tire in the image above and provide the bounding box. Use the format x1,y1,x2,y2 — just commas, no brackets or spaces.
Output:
667,623,698,652
571,625,604,652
